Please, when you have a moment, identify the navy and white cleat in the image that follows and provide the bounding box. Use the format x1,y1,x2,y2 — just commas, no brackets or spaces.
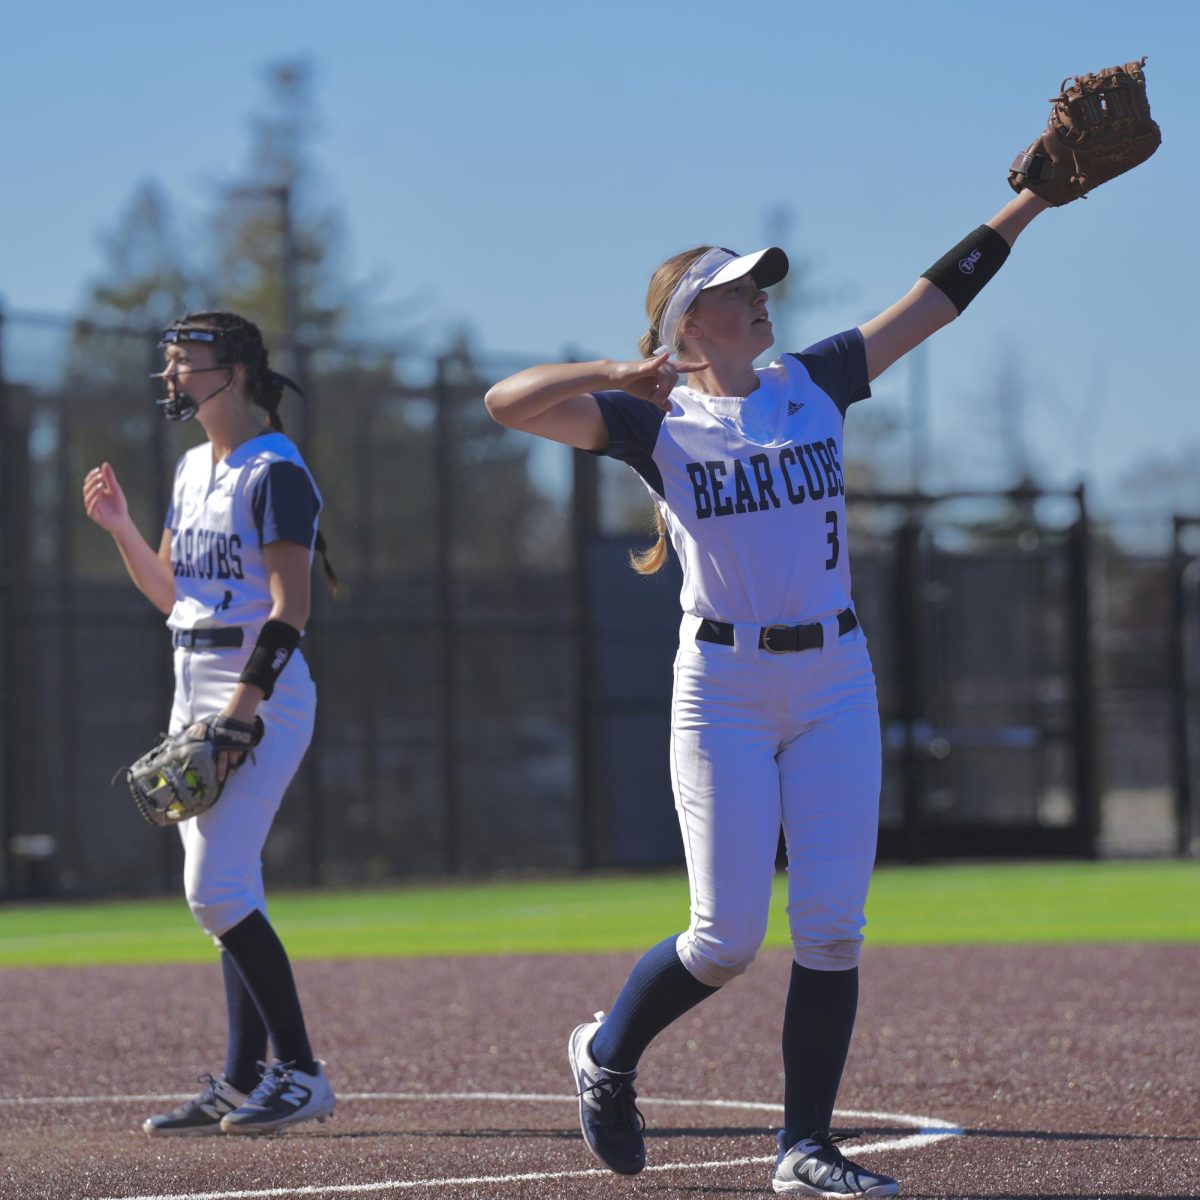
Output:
773,1129,899,1196
143,1073,248,1135
568,1011,646,1175
220,1060,335,1134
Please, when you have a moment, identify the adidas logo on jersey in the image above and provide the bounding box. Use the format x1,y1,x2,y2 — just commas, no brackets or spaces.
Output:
787,400,805,415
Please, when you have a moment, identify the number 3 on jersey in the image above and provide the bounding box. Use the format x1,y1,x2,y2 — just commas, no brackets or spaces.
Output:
825,511,840,569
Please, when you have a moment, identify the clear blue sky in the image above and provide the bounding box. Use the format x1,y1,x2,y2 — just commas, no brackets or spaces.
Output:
2,0,1196,520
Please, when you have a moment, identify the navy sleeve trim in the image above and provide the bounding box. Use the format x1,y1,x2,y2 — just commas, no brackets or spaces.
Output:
790,328,872,416
250,461,320,548
590,390,667,497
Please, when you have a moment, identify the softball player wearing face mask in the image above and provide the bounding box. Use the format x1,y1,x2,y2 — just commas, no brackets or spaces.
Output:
82,312,338,1136
486,188,1050,1195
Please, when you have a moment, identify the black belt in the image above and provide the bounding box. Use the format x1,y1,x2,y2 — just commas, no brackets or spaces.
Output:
695,609,858,654
172,627,245,650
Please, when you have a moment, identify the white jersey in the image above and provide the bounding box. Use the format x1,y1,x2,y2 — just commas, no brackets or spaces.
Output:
164,430,323,635
594,329,870,625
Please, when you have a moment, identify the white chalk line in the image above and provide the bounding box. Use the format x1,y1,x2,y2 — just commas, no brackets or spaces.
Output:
0,1090,963,1200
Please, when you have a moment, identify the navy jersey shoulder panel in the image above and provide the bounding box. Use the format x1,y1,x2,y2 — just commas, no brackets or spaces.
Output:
790,328,872,415
591,389,666,497
250,460,320,548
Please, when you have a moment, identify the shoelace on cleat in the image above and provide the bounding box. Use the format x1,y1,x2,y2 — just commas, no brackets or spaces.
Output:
814,1130,861,1154
244,1060,297,1106
162,1074,227,1120
578,1075,645,1133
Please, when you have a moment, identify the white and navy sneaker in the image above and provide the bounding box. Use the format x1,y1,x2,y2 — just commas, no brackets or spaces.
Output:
143,1073,248,1136
773,1129,899,1196
568,1012,646,1176
220,1060,335,1134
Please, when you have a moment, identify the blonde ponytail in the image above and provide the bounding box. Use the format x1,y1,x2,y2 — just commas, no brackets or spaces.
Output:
626,244,713,575
629,508,669,575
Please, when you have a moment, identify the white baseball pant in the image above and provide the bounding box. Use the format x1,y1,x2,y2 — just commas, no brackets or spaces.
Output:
670,613,882,986
169,644,316,939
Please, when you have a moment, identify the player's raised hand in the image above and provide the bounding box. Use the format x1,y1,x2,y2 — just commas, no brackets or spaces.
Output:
82,462,130,533
609,352,709,412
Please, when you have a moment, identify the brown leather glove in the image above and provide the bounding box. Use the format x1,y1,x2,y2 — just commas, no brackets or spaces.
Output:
1009,58,1161,205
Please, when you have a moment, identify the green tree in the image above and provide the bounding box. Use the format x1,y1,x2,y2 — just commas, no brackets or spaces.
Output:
65,181,201,578
68,180,197,388
63,58,546,595
207,59,355,362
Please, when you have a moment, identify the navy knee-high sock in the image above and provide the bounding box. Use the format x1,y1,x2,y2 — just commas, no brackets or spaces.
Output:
590,935,718,1074
782,963,859,1145
220,950,269,1094
218,910,316,1075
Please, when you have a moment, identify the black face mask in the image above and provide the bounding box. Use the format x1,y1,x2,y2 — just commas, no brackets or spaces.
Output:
151,325,240,422
148,364,234,422
150,321,307,421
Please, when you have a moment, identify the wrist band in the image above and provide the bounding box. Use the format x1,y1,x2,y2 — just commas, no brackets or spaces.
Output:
238,620,301,700
920,224,1011,314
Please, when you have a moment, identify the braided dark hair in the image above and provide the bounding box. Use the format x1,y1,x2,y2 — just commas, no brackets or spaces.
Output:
168,311,340,595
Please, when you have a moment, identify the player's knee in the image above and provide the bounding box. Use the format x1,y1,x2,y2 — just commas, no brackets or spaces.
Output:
676,922,766,987
791,936,863,971
184,881,257,939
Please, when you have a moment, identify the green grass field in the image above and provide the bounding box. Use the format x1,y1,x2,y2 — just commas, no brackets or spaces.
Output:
0,860,1195,968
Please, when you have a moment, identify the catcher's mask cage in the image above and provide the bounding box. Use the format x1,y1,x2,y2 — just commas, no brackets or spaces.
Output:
150,316,306,421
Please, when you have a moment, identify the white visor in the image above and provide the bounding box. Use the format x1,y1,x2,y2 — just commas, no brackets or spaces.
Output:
654,246,789,355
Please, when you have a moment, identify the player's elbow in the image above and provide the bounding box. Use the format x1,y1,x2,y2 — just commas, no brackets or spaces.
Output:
278,601,310,633
268,592,310,634
483,382,525,428
148,578,175,616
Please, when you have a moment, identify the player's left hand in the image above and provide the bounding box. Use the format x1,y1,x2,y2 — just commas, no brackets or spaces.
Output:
1009,57,1161,205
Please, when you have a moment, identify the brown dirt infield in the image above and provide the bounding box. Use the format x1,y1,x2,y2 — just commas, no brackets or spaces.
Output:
1,945,1196,1200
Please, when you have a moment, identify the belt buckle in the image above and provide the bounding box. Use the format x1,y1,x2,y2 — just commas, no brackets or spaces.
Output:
761,624,791,655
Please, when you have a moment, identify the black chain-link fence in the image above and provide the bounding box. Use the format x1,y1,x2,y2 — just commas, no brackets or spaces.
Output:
1,309,1194,899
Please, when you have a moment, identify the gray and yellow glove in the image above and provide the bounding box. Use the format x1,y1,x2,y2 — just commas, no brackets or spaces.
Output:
124,714,264,827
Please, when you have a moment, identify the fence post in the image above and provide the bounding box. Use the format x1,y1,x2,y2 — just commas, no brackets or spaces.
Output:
894,504,926,861
1169,516,1197,856
0,304,11,896
52,389,78,882
292,344,323,887
141,335,179,892
1067,483,1098,858
571,447,599,869
433,353,460,873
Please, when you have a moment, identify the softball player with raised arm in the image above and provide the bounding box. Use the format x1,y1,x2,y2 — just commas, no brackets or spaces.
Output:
484,188,1056,1195
82,312,337,1136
